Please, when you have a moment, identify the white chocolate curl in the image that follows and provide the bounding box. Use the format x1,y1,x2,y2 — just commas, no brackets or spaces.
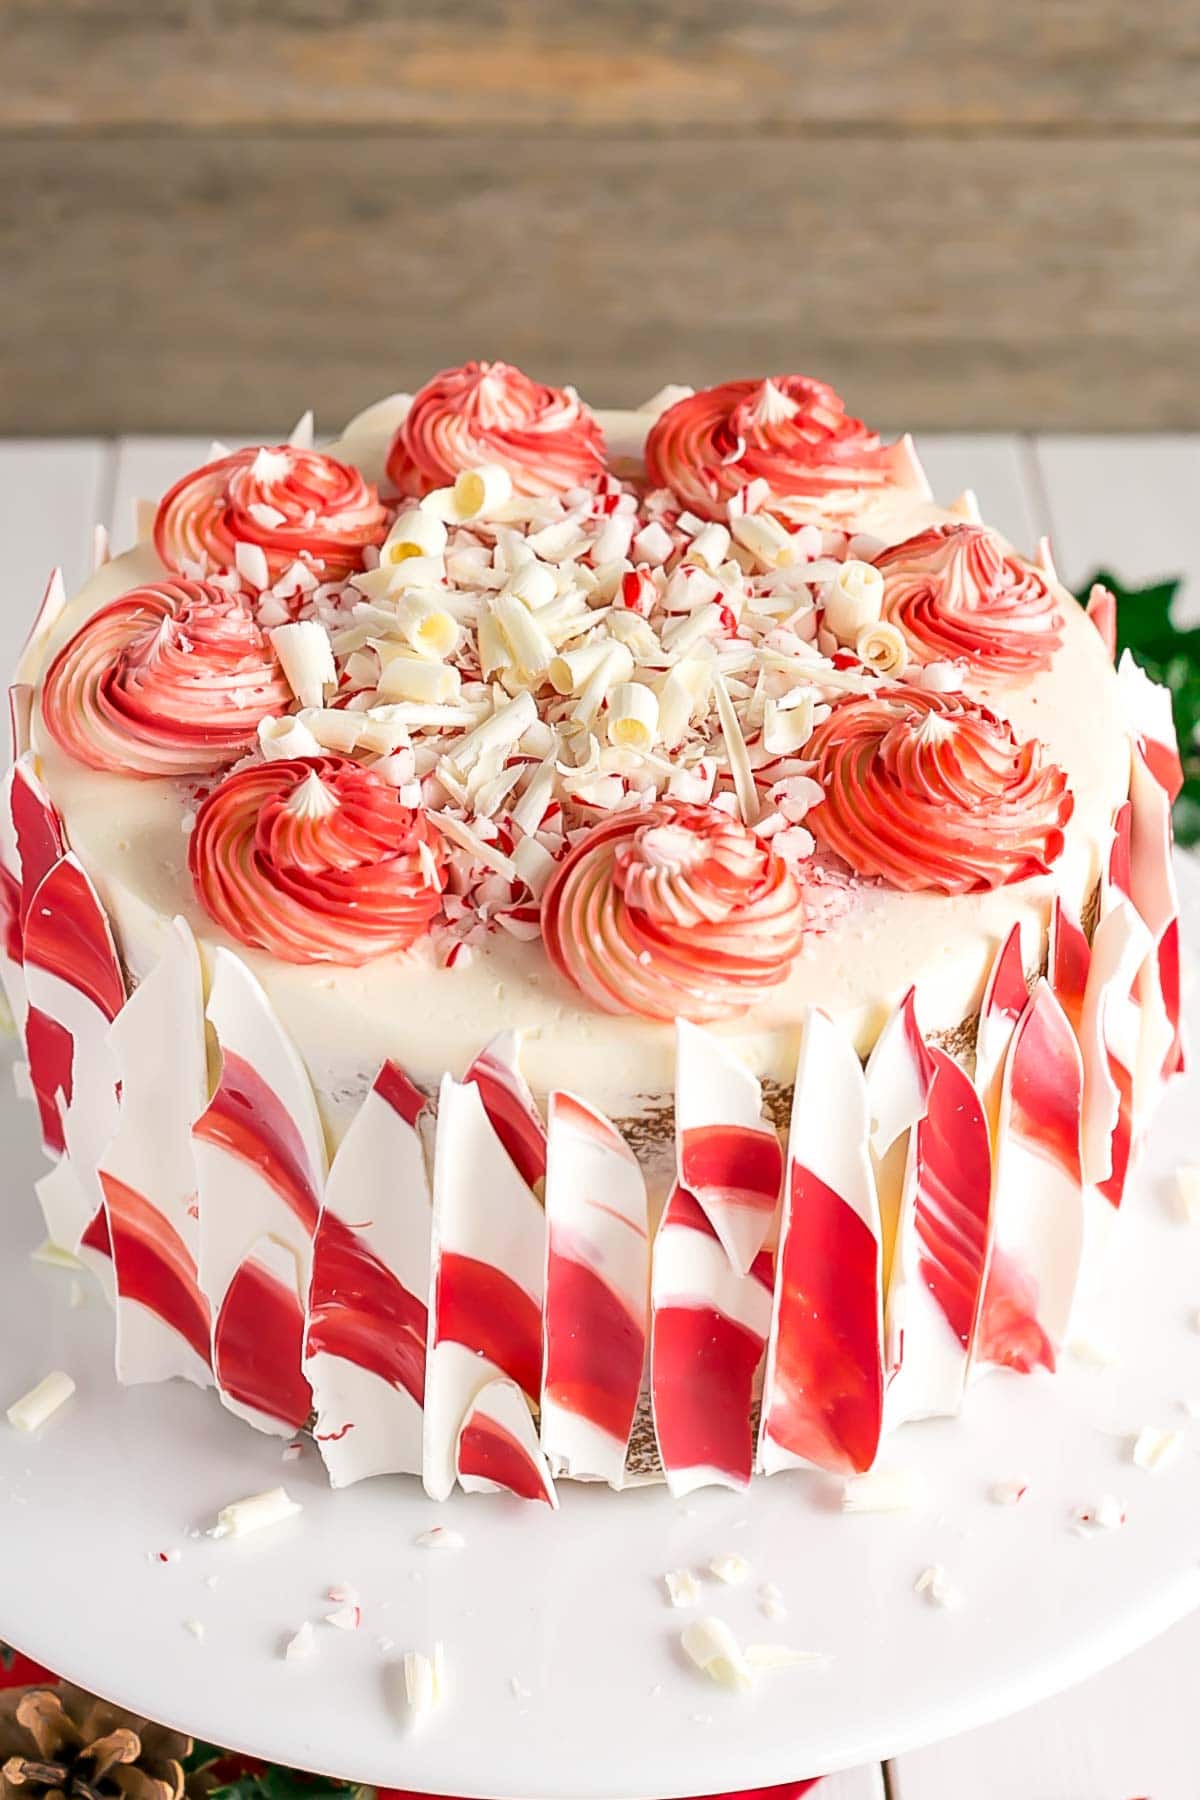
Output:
823,559,884,644
763,690,816,756
607,680,660,752
380,508,448,566
394,593,461,660
269,620,336,709
6,1370,75,1432
856,619,908,676
732,511,797,569
549,640,613,696
686,522,731,571
423,464,514,523
258,714,322,761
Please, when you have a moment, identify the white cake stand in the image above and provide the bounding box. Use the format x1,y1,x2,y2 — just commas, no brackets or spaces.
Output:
2,861,1200,1799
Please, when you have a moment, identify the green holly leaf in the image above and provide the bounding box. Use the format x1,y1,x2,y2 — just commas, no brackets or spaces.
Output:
1078,570,1200,847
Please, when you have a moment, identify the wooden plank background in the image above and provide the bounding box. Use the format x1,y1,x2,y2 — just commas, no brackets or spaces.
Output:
3,1,1199,434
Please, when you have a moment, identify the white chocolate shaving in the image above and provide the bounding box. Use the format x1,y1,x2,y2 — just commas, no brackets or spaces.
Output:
210,1486,302,1539
1131,1425,1183,1472
402,1642,448,1726
664,1569,702,1609
258,714,322,761
295,707,365,754
856,620,908,677
6,1370,75,1432
381,508,448,565
269,620,336,710
234,541,271,589
607,681,659,752
284,1621,317,1662
376,653,462,706
1174,1166,1200,1224
823,560,884,643
680,1616,754,1693
708,1550,751,1586
432,810,519,881
712,668,759,824
914,1565,964,1610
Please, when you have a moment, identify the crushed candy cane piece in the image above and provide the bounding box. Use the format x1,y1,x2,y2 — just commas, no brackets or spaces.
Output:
1131,1426,1183,1473
680,1616,754,1693
284,1622,317,1662
154,1548,182,1565
209,1486,301,1540
1073,1495,1126,1533
989,1478,1028,1506
325,1604,362,1631
664,1569,702,1609
415,1525,466,1550
6,1370,75,1432
915,1565,964,1610
708,1551,751,1586
841,1468,921,1513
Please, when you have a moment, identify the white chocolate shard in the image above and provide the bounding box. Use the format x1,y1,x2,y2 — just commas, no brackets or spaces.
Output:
6,1370,75,1432
284,1621,317,1662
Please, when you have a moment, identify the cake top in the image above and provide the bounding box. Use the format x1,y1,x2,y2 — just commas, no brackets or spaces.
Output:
35,361,1088,1026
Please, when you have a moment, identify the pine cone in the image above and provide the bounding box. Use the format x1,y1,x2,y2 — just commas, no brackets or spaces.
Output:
0,1687,190,1800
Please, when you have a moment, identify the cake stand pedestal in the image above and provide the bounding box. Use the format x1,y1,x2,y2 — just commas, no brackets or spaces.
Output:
2,861,1200,1799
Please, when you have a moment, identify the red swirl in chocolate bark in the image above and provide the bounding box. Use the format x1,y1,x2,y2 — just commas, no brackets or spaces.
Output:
805,689,1073,893
189,757,446,964
541,802,805,1022
40,580,292,778
385,360,607,498
875,524,1063,676
644,376,914,522
155,445,388,584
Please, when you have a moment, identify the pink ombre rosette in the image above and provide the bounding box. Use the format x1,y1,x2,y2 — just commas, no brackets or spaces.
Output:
425,1038,555,1505
154,444,387,584
192,949,328,1435
541,1090,648,1486
643,375,925,522
976,980,1085,1375
385,360,606,499
874,524,1064,678
674,1020,783,1275
40,580,292,777
650,1184,775,1496
99,917,212,1390
189,756,446,965
885,1049,993,1426
22,853,125,1279
806,689,1074,893
759,1007,884,1477
541,802,805,1022
304,1062,432,1487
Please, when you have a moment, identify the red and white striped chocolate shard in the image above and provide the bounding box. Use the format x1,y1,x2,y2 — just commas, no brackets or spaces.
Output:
651,1182,774,1495
884,1048,992,1427
99,916,212,1390
457,1376,557,1507
862,987,935,1400
759,1007,884,1477
1117,649,1184,807
5,753,68,1116
974,922,1028,1133
976,980,1085,1375
674,1020,783,1276
1125,743,1186,1091
193,948,327,1435
304,1061,432,1487
541,1090,648,1486
0,689,36,1030
14,568,66,688
22,852,125,1274
425,1042,553,1503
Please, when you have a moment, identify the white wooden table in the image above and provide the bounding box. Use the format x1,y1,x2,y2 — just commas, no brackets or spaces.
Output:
1,432,1197,1800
